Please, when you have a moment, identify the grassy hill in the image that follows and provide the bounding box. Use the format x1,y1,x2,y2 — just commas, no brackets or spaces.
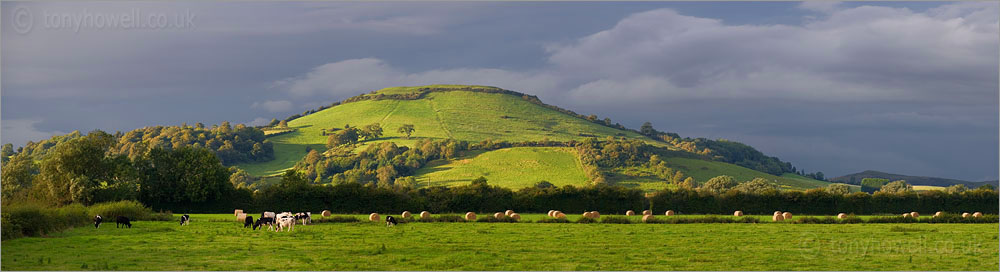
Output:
237,86,659,176
236,85,831,191
830,170,998,188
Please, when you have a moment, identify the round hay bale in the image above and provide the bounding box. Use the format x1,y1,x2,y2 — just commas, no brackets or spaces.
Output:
772,214,784,222
505,210,515,217
902,213,911,218
773,211,782,216
582,212,592,218
933,211,943,217
420,211,431,219
642,210,652,216
962,212,971,218
465,212,477,221
910,212,919,218
973,212,983,218
402,211,412,218
733,211,743,217
234,209,244,217
626,210,635,216
665,210,675,216
782,212,792,220
510,213,521,221
321,210,332,217
642,214,654,223
548,210,555,217
591,211,600,218
369,213,380,222
554,212,566,219
494,212,505,219
837,213,847,219
236,213,247,222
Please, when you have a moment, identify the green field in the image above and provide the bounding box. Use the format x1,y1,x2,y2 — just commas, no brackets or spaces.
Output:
659,157,831,189
2,214,996,270
415,147,588,188
914,185,946,191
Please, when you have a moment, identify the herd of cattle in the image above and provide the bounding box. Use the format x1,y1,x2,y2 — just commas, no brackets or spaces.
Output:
92,211,401,231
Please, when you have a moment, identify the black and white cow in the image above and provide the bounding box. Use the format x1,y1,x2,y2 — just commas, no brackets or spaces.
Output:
243,215,254,228
253,217,275,231
94,215,103,229
386,215,397,227
276,212,295,232
116,216,132,228
294,212,312,225
180,214,190,226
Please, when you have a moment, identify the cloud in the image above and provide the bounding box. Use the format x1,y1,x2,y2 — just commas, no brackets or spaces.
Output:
251,100,293,113
798,1,842,13
1,118,66,147
274,58,560,98
245,117,272,127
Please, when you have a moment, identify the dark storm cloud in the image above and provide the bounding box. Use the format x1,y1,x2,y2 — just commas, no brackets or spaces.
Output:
3,1,997,181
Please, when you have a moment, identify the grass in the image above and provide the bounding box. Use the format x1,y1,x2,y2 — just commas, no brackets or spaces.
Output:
2,214,996,270
414,147,588,188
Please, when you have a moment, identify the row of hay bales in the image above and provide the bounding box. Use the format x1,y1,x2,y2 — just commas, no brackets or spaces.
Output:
905,211,984,218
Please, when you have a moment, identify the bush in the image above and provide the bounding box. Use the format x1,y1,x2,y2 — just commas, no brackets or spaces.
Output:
866,216,919,224
600,216,632,224
735,216,760,224
314,216,360,223
476,216,521,223
576,217,598,224
88,200,170,221
793,217,839,224
536,218,570,223
1,203,89,240
841,216,864,224
415,215,466,223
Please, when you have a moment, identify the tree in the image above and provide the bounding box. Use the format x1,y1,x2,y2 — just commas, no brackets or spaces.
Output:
278,120,289,128
304,150,322,165
471,176,488,186
138,147,232,204
733,178,779,194
376,165,398,185
397,124,415,139
680,177,697,189
229,168,253,188
825,183,851,195
701,175,737,194
1,143,14,164
267,118,280,127
534,180,555,189
640,122,656,136
860,178,890,193
1,155,37,201
361,123,383,141
36,131,118,205
945,184,968,194
327,127,359,147
879,180,913,194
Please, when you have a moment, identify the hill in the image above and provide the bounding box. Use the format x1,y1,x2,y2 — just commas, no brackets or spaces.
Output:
830,170,998,188
233,85,832,191
236,85,662,177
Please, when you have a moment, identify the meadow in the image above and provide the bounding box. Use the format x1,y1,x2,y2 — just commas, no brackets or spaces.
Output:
414,147,588,188
2,214,997,271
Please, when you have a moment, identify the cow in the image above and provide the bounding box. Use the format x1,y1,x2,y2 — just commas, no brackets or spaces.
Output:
386,215,398,227
295,212,312,225
116,216,132,228
180,214,190,226
253,217,275,231
94,215,103,229
261,211,275,220
243,215,254,228
277,217,295,232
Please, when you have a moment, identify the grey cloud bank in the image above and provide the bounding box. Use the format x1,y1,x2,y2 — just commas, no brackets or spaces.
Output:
2,1,997,181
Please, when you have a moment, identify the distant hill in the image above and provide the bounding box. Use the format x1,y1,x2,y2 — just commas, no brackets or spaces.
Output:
830,170,998,188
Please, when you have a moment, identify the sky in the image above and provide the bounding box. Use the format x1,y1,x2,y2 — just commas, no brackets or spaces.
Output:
2,1,997,181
